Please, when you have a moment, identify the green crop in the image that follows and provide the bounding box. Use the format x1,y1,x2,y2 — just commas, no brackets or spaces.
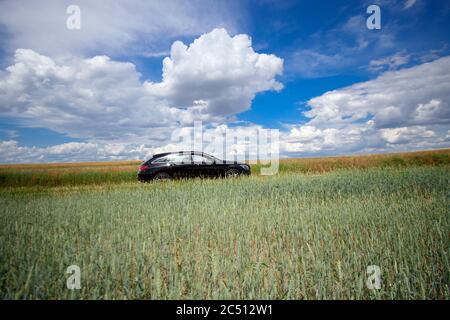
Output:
0,167,448,299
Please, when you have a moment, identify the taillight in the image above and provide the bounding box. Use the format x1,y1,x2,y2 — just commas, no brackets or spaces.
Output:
139,164,150,171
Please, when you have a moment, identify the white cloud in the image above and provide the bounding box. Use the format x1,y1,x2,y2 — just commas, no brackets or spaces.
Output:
146,28,283,115
368,52,410,72
380,126,434,144
1,27,450,163
404,0,417,9
0,123,275,163
419,45,449,63
282,56,450,155
0,49,182,143
0,140,154,163
306,56,450,129
414,99,446,122
0,0,240,57
281,124,376,155
0,28,283,149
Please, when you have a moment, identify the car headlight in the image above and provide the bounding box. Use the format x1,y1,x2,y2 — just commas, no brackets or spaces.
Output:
239,164,250,171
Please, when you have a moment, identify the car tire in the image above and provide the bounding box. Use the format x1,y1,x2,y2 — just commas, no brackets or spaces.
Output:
224,168,240,178
153,172,172,181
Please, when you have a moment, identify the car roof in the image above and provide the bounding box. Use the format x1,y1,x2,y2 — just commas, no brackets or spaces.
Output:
152,151,212,158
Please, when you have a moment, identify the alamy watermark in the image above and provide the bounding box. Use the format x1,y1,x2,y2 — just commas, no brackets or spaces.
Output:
367,5,381,30
66,5,81,30
366,265,381,290
65,263,382,292
169,121,279,175
66,265,81,290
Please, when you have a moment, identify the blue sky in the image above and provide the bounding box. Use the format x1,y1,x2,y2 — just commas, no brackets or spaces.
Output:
0,0,449,162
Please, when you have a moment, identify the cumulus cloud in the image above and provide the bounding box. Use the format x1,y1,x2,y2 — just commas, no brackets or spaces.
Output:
0,29,283,145
306,56,450,129
1,28,449,163
281,125,378,155
380,126,435,144
146,28,283,115
0,49,191,143
283,56,450,155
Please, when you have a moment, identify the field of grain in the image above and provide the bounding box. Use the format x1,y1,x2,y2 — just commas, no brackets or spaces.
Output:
0,149,448,189
0,150,449,299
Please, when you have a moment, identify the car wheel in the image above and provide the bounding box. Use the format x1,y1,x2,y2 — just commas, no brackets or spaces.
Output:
153,172,172,181
225,168,240,178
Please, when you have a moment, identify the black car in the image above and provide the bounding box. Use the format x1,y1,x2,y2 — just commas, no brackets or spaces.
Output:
137,151,251,181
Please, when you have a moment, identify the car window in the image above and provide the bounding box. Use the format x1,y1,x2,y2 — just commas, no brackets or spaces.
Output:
168,154,191,163
153,154,191,164
192,154,214,164
151,156,169,163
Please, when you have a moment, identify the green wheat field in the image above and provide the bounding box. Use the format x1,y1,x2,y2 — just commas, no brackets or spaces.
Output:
0,150,449,299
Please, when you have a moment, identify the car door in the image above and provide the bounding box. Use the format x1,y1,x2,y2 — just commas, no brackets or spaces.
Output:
167,153,192,178
191,154,217,177
180,153,198,178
